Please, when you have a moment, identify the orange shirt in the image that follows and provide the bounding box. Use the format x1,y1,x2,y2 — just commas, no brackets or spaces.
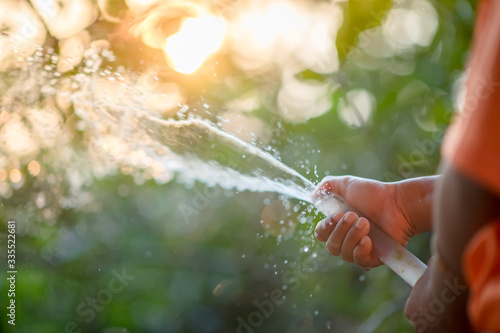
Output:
463,221,500,332
442,1,500,331
442,0,500,198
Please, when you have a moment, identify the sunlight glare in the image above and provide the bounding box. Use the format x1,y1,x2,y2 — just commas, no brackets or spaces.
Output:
28,160,41,176
9,169,22,183
240,1,305,49
164,13,226,74
228,0,340,75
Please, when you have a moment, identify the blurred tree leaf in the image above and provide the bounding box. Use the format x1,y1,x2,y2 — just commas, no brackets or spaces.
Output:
336,0,392,61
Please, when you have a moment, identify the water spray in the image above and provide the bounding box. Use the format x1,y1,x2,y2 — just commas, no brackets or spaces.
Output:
143,116,428,286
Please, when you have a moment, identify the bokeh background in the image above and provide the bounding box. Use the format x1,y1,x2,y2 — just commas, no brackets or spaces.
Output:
0,0,476,332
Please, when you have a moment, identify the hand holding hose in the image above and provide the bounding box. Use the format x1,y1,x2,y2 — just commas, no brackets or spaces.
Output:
313,176,436,285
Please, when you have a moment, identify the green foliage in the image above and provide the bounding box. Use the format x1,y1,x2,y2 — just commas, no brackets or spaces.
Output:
336,0,393,61
0,1,476,332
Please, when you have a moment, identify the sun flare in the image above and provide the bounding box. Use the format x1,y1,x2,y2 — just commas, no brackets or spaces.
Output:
164,13,226,74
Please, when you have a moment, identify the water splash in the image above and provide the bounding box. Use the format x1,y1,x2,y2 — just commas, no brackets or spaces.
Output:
73,81,317,202
1,46,317,211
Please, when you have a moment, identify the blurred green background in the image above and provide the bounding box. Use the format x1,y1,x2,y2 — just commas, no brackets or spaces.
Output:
0,0,476,332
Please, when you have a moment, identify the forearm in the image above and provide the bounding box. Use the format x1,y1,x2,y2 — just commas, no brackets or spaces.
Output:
394,175,439,235
434,162,500,277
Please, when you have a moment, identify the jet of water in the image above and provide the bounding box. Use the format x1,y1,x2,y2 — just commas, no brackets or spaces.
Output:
142,115,316,201
139,115,426,286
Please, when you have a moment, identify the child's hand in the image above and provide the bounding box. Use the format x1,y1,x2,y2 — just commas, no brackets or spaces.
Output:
315,211,381,269
314,176,420,269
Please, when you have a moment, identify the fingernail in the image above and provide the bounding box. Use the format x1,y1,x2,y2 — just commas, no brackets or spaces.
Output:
360,236,368,246
321,220,327,229
355,219,366,229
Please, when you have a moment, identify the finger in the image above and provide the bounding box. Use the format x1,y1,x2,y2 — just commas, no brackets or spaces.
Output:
315,212,344,241
325,211,358,257
353,236,383,269
341,217,369,263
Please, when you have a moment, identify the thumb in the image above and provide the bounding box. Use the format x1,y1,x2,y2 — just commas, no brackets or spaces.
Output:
313,175,360,200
